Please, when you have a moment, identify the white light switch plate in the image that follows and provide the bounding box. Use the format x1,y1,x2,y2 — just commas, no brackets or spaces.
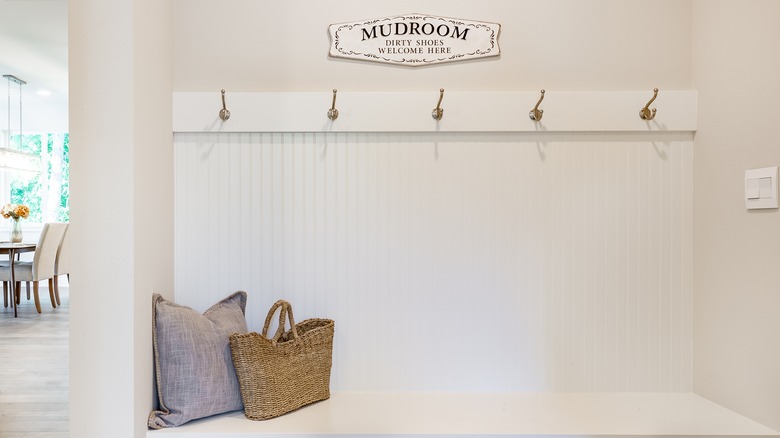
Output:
745,166,778,209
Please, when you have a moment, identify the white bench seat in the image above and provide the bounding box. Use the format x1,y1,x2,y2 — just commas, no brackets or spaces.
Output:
147,392,779,438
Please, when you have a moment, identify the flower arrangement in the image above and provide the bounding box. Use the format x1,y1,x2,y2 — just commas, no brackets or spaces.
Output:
1,203,30,221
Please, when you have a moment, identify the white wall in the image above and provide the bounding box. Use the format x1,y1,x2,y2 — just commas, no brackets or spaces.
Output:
69,1,173,438
64,0,780,433
173,0,692,92
69,0,702,434
171,0,694,394
692,0,780,431
175,131,693,392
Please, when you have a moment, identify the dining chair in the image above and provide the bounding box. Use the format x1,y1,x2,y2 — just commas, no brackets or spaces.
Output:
53,223,70,306
0,222,68,313
1,245,29,305
0,263,32,301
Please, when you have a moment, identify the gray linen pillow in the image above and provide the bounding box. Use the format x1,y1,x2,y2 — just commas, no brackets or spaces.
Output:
148,291,248,429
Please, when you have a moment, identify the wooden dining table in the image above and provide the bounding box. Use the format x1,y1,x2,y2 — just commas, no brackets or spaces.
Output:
0,242,36,317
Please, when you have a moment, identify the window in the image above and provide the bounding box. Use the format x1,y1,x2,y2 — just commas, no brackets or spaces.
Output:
2,132,69,223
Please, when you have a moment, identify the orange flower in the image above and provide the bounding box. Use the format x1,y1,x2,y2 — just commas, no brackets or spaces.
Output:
1,203,30,220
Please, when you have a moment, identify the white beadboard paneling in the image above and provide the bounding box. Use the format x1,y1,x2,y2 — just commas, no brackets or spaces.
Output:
173,131,693,392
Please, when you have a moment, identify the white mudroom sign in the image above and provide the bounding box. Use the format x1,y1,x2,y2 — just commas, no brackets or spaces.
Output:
328,14,501,66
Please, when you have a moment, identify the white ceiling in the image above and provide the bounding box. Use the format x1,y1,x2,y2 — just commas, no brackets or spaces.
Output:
0,0,68,132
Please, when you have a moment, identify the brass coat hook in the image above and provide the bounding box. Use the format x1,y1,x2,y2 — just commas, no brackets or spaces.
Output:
431,88,444,120
327,89,339,120
639,88,659,120
219,89,230,121
529,89,545,121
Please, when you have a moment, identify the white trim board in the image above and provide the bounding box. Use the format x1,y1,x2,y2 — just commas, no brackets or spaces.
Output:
173,91,697,133
147,392,778,437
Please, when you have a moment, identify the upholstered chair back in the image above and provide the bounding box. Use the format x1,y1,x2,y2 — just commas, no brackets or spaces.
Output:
55,223,70,276
32,222,68,281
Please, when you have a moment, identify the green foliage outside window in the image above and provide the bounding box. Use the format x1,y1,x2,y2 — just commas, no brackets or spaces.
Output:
9,133,70,223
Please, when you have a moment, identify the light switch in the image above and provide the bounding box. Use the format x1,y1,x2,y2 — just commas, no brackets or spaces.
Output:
745,167,778,209
759,177,773,198
746,178,760,199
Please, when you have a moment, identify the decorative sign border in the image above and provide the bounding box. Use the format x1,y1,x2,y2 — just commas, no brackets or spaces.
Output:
328,13,501,66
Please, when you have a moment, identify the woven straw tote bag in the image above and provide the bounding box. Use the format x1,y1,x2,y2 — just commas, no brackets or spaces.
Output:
229,299,334,420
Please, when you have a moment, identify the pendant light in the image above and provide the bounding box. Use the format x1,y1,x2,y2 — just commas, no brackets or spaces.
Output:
2,74,41,173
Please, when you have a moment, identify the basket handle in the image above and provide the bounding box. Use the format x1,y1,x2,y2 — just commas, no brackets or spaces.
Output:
261,299,299,341
261,300,287,339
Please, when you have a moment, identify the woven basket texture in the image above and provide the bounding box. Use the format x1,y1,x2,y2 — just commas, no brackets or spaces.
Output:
229,300,334,420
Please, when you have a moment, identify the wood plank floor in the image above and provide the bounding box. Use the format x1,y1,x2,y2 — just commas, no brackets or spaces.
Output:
0,286,68,438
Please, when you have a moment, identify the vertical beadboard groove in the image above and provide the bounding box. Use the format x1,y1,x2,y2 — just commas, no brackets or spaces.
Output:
173,132,693,393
